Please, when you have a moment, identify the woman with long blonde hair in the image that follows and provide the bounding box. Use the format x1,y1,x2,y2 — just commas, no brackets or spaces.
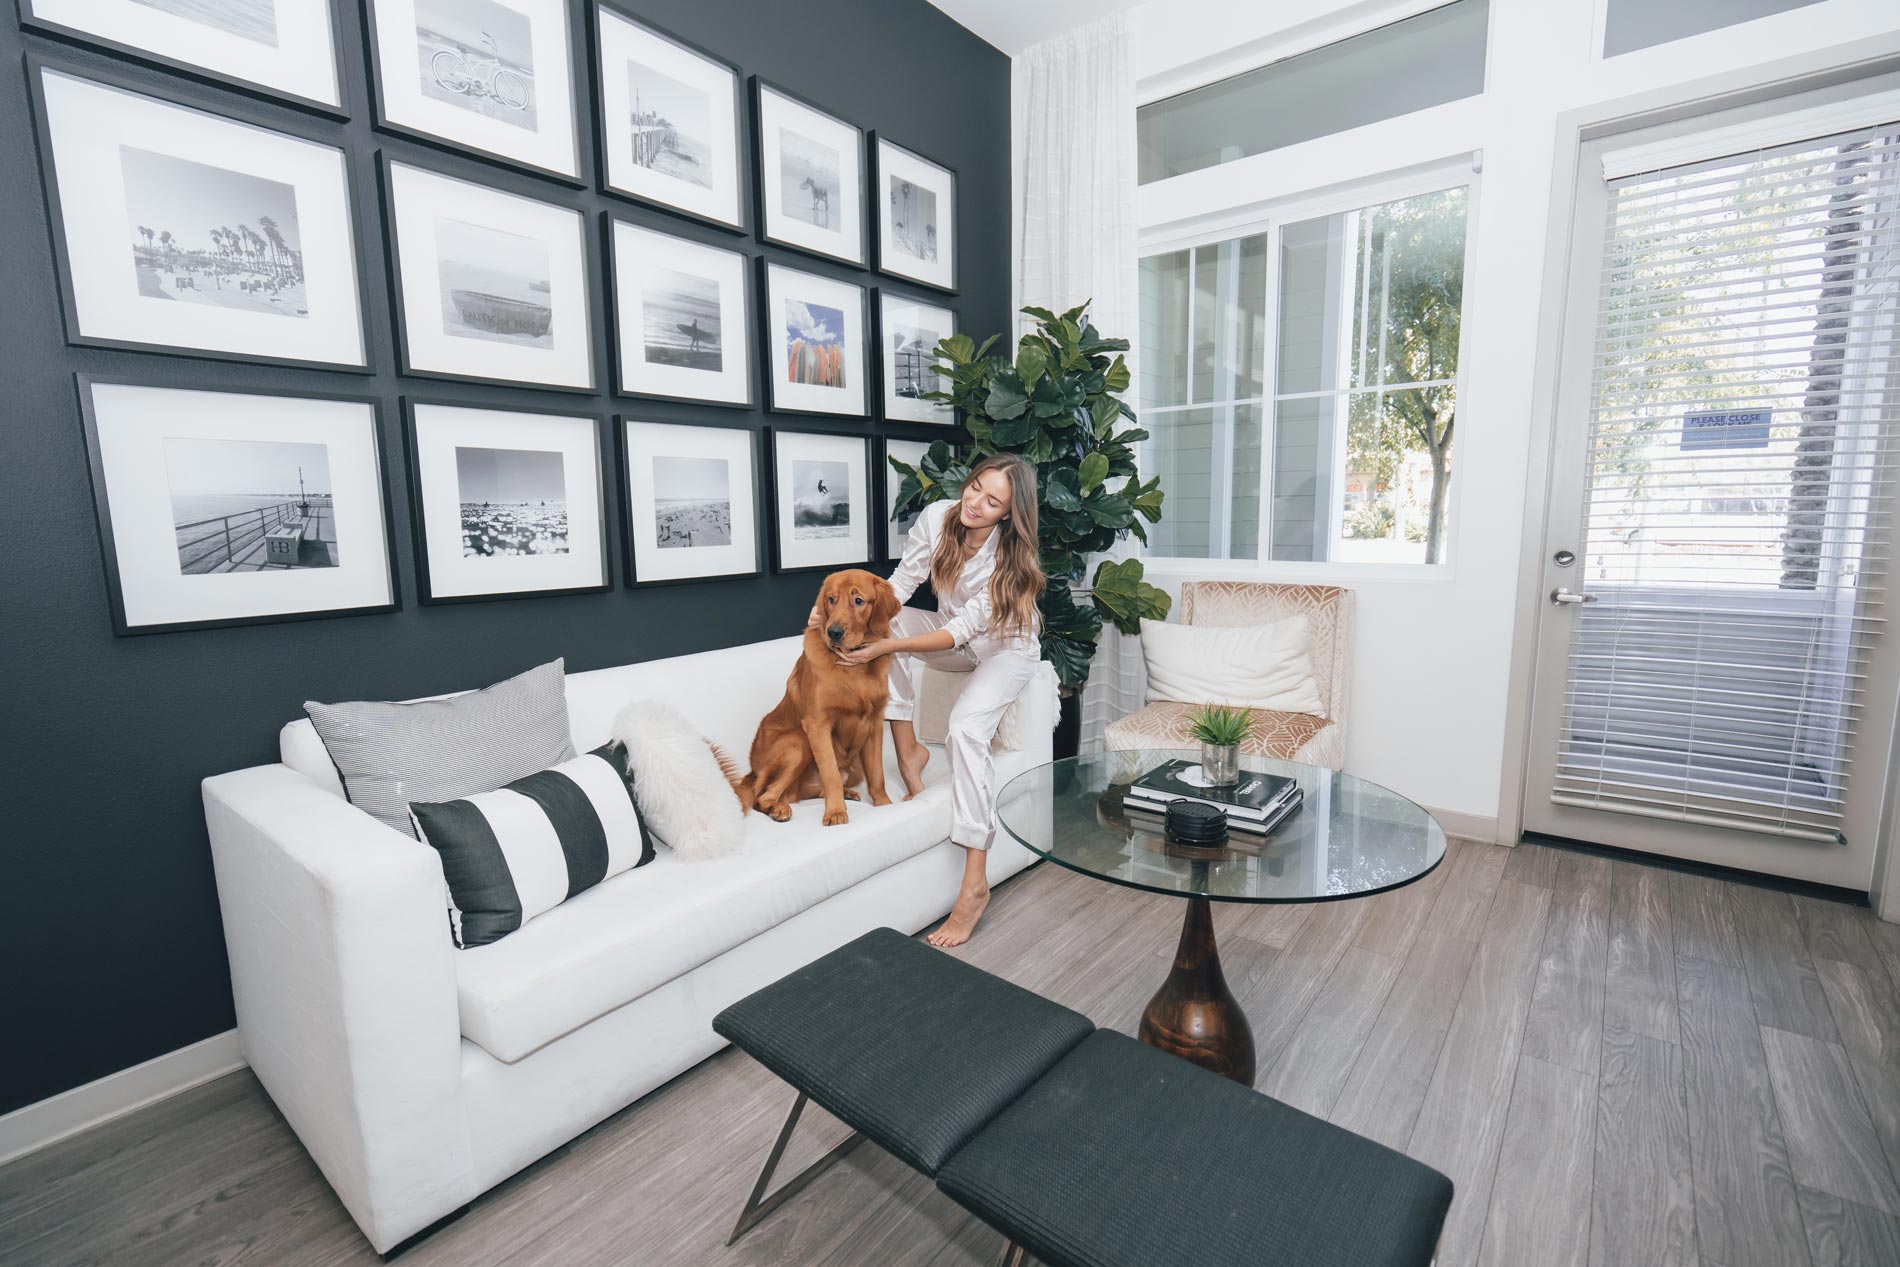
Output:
824,452,1044,946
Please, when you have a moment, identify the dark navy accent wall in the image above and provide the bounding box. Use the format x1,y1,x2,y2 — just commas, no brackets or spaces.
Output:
0,0,1007,1113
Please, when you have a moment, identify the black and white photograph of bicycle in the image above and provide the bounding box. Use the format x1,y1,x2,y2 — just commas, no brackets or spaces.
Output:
414,0,537,131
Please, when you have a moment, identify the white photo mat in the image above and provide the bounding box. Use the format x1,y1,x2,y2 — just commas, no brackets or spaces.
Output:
386,160,593,389
410,403,605,599
611,221,751,405
755,82,863,265
765,262,867,416
38,68,365,367
883,438,930,560
623,420,759,583
772,430,869,571
597,9,741,228
368,0,578,178
26,0,342,108
875,137,955,290
878,293,955,424
85,383,391,629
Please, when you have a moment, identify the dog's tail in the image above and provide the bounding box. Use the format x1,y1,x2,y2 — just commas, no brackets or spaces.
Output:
710,741,752,809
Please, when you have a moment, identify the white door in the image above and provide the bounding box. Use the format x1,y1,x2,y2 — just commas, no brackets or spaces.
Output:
1522,84,1900,889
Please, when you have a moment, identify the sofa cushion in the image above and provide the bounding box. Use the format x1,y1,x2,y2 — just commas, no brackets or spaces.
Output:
1105,700,1330,760
453,765,961,1063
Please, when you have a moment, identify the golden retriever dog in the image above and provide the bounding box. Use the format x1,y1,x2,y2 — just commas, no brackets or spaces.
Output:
733,569,901,825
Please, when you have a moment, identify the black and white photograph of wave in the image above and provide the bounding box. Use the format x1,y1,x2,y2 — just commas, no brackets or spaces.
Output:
456,445,569,557
790,459,849,540
130,0,279,45
435,216,554,347
642,266,721,371
123,146,307,319
652,455,732,549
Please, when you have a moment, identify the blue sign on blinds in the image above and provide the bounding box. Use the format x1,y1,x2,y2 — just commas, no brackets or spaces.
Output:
1680,409,1772,451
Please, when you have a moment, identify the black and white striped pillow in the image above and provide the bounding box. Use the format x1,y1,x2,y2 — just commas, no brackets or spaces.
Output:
410,742,655,948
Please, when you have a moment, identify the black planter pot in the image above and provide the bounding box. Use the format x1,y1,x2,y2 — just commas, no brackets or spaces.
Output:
1054,691,1082,761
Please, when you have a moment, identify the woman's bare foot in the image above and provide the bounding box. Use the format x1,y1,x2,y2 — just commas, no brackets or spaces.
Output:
927,881,990,948
898,743,930,800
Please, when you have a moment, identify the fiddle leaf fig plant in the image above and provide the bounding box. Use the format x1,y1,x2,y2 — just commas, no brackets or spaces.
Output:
888,302,1169,694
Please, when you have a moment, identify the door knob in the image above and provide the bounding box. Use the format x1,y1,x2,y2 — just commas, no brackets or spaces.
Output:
1550,588,1596,606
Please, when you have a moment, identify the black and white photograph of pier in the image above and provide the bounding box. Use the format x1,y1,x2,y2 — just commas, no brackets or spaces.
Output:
414,0,538,130
123,146,307,319
625,58,714,189
130,0,280,45
455,445,569,557
165,436,337,573
778,127,840,231
651,455,732,548
790,459,850,540
435,215,555,347
889,174,937,263
641,266,722,371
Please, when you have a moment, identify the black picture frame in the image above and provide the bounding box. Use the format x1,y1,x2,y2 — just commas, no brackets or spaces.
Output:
750,74,867,269
757,255,870,419
74,372,402,637
401,395,613,605
16,0,351,119
765,425,874,575
872,285,959,427
377,150,599,395
870,132,958,294
361,0,589,188
616,415,766,588
24,53,376,375
603,210,756,409
589,1,749,235
877,434,942,561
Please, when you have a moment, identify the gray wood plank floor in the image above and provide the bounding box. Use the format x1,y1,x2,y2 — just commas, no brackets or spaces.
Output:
5,839,1900,1267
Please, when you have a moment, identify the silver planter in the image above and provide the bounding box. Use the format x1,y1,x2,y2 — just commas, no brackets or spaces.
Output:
1199,741,1240,786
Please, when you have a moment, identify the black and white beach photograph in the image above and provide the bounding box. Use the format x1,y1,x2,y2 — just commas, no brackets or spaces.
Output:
122,146,306,320
414,0,538,131
164,436,337,573
770,429,867,572
133,0,279,44
642,266,721,371
626,59,713,190
790,459,850,539
596,9,741,228
623,420,758,584
435,216,554,348
756,80,863,265
652,456,732,548
874,136,955,291
456,445,569,557
888,176,937,262
386,160,593,389
879,293,955,423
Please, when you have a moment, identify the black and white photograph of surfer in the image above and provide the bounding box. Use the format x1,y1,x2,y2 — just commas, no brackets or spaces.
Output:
130,0,280,45
165,436,336,574
652,455,732,548
778,128,840,231
435,215,554,347
642,266,721,371
790,459,849,540
414,0,538,131
122,146,306,319
626,58,713,190
455,445,569,557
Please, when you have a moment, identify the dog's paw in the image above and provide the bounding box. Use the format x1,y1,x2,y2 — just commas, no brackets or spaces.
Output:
822,806,850,826
843,789,861,801
766,802,792,822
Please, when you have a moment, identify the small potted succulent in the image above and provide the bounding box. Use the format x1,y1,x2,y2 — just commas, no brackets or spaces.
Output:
1186,705,1252,787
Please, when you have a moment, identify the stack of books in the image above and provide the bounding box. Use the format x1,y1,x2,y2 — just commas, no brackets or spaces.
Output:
1122,758,1304,840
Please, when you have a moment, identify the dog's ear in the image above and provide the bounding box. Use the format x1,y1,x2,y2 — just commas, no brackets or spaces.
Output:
873,577,901,629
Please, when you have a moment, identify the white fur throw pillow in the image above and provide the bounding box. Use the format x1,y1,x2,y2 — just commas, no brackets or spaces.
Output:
609,701,745,861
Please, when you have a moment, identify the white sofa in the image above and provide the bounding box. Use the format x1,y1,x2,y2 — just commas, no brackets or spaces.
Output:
201,634,1057,1253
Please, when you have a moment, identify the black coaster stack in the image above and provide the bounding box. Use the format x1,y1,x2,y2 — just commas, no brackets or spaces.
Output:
1163,799,1229,846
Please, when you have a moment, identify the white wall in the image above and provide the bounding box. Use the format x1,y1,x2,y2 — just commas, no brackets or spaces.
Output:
1127,0,1900,835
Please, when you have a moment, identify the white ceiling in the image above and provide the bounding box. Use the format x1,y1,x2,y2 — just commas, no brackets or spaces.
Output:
926,0,1148,56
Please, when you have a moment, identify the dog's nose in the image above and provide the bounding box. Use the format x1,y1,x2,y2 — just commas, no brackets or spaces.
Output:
826,625,845,642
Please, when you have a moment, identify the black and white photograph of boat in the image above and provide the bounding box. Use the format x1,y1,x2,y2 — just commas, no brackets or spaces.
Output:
122,146,307,319
414,0,538,130
651,455,732,548
626,58,713,190
130,0,280,45
434,215,555,347
790,459,849,539
455,444,569,556
165,436,337,573
642,266,721,371
778,127,840,230
889,174,937,263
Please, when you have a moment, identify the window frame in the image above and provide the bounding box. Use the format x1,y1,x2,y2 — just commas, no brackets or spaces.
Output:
1136,157,1483,580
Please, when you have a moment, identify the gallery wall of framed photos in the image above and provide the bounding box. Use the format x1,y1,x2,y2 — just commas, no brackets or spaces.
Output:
0,0,1009,1115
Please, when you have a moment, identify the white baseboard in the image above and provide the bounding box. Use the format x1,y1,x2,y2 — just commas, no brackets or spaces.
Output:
0,1030,247,1166
1427,806,1502,845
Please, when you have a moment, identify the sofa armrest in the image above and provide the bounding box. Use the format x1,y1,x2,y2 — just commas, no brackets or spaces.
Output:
202,764,473,1252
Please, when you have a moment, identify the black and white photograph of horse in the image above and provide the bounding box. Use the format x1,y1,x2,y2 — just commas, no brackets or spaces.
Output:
778,127,840,231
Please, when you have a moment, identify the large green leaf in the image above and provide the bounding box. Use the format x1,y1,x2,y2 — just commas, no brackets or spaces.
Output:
1016,337,1049,387
1090,558,1171,635
1083,493,1133,528
1044,466,1083,512
1078,451,1109,495
990,411,1040,447
1019,304,1059,326
1104,355,1130,395
985,367,1029,420
936,332,976,365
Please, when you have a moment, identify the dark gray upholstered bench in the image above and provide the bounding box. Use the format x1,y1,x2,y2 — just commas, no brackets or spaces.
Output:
713,928,1452,1266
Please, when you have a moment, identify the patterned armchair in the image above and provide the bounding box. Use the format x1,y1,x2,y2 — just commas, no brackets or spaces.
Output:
1103,581,1354,770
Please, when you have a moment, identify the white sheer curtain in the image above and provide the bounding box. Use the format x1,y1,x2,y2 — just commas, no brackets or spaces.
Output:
1012,14,1145,752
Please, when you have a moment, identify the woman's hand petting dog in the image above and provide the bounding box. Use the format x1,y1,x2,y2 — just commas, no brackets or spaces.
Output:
832,639,889,668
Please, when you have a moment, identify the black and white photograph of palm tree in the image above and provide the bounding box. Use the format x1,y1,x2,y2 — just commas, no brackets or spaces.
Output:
122,146,307,318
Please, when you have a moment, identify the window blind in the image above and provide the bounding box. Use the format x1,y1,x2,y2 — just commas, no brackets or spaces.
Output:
1554,122,1900,842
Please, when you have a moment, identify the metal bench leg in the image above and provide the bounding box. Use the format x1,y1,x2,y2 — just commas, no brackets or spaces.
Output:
726,1090,866,1246
997,1241,1027,1267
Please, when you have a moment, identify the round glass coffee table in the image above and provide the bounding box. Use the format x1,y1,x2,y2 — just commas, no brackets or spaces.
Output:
994,749,1448,1084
